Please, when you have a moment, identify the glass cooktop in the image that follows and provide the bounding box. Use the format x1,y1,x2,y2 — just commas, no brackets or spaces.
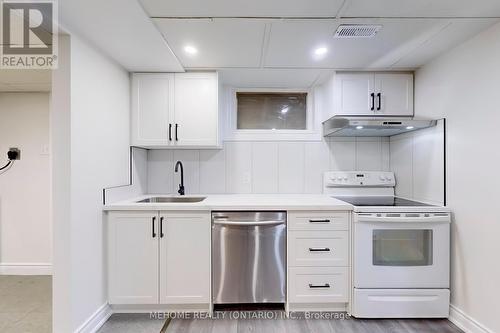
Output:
332,196,435,207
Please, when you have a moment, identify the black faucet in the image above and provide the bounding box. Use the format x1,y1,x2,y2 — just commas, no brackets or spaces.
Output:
175,161,185,195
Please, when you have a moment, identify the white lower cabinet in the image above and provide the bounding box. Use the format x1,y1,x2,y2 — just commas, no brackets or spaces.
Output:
107,211,210,307
289,266,349,303
159,212,210,304
287,211,350,311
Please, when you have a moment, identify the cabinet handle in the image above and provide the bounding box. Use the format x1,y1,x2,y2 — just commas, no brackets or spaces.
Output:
160,217,164,238
377,93,381,110
309,219,330,223
309,247,331,252
370,93,375,110
175,123,179,141
309,283,330,289
168,124,172,141
152,217,157,238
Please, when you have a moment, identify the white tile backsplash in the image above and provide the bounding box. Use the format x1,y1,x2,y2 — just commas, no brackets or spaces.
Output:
278,142,305,193
146,137,391,195
252,142,279,193
148,149,174,194
225,142,252,193
199,149,226,193
329,139,356,171
390,120,445,205
390,136,414,199
304,141,330,193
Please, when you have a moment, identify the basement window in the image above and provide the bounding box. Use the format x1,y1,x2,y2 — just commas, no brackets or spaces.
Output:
236,92,307,130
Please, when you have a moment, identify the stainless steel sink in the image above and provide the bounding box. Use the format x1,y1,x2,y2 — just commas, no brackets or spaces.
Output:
136,196,206,203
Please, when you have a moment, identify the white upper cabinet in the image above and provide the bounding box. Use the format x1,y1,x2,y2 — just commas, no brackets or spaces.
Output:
131,72,219,148
334,73,375,116
173,73,218,147
333,72,413,117
131,74,174,146
374,73,414,116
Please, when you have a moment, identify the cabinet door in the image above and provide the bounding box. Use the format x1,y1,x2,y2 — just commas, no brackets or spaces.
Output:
159,212,210,304
131,74,174,146
173,73,218,147
108,212,159,304
334,73,375,116
374,73,414,116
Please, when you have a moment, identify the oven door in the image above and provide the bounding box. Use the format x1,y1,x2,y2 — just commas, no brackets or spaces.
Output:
354,213,450,289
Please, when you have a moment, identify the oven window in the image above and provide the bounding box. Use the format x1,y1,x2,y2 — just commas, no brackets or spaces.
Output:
373,229,433,266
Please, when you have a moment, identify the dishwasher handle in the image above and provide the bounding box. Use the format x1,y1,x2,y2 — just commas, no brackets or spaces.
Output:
213,220,285,226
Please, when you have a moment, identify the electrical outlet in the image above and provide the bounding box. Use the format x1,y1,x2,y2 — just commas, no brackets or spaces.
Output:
8,148,20,160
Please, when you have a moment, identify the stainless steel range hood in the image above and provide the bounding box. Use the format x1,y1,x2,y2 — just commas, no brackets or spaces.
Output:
323,116,437,137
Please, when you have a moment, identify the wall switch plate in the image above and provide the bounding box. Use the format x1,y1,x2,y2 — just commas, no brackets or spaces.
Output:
41,144,50,155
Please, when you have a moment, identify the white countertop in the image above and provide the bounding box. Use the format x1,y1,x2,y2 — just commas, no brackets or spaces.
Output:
103,194,354,211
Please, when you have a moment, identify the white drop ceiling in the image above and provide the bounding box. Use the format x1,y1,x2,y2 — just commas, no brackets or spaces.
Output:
58,0,500,85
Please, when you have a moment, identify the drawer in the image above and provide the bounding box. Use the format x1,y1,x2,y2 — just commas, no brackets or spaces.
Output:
289,267,349,303
288,211,349,231
289,231,348,267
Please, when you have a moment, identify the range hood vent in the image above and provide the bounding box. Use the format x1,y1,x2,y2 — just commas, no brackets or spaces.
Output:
323,116,437,137
334,25,382,38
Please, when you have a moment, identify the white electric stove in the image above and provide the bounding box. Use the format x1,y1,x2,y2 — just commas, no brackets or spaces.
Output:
324,171,451,318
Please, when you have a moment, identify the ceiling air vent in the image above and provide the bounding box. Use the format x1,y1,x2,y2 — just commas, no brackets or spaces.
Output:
334,24,382,38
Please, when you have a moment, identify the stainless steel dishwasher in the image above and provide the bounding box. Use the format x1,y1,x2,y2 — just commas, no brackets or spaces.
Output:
212,211,286,305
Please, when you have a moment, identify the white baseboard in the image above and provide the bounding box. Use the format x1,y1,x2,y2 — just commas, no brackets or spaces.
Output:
76,303,112,333
0,263,52,275
449,304,493,333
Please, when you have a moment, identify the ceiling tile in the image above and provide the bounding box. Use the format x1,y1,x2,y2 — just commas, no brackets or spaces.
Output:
154,19,267,68
392,19,498,68
264,18,493,69
60,0,184,72
141,0,345,18
340,0,500,18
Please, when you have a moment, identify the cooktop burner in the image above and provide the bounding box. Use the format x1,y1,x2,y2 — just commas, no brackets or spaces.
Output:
333,196,435,207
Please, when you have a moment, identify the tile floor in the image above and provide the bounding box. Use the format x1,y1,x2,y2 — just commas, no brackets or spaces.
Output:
0,275,52,333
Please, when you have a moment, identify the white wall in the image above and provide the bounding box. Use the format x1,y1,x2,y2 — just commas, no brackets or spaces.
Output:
0,93,51,274
52,34,130,332
415,22,500,333
147,137,390,194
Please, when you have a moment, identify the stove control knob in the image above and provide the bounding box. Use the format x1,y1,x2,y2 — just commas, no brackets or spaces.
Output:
379,176,385,181
342,176,348,181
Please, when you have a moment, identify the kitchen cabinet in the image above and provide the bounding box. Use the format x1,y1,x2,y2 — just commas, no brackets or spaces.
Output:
131,72,219,148
107,211,210,307
287,211,350,311
333,72,413,116
108,211,159,304
159,212,210,304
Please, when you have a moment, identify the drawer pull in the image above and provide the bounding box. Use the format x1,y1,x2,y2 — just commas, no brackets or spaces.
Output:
309,219,330,223
309,247,331,252
309,283,330,289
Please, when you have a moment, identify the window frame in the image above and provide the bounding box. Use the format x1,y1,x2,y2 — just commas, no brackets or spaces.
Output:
225,87,320,141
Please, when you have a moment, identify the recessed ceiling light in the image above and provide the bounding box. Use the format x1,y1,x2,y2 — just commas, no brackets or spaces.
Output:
314,47,328,56
356,125,364,130
281,107,289,114
184,45,198,55
406,126,414,130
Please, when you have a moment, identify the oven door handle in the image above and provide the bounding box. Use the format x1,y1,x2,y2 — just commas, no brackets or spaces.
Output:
357,215,450,223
